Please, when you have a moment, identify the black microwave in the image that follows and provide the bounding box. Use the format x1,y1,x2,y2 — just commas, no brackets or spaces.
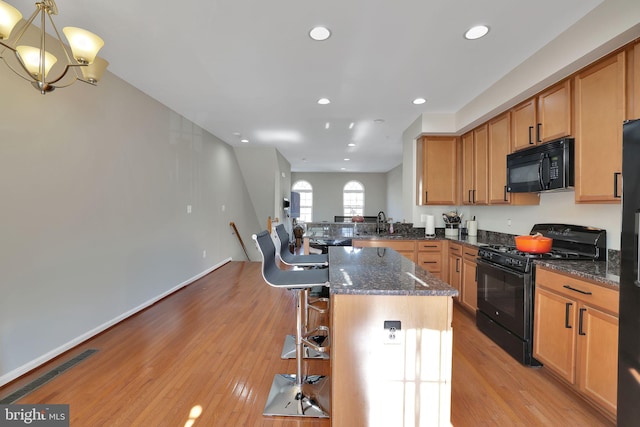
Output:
506,138,574,193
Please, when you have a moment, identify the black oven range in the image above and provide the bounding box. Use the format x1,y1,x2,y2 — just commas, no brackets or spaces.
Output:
475,223,606,366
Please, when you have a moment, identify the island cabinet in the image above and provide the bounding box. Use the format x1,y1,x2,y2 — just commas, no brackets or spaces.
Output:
461,126,488,205
416,136,458,205
352,239,416,262
329,247,456,427
510,79,572,152
488,112,540,206
417,240,444,280
574,51,625,203
533,267,618,420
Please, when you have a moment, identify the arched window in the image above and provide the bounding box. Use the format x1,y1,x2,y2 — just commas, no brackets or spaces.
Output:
292,180,313,222
343,181,364,217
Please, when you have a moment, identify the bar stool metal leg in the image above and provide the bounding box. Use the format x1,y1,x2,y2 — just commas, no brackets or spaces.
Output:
281,288,330,360
263,289,330,418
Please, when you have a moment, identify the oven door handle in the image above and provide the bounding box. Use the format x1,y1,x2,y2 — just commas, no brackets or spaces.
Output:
476,258,526,280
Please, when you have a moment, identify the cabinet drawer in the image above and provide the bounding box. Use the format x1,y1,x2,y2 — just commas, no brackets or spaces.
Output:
417,252,441,272
417,241,442,252
462,247,478,260
449,242,462,256
535,268,618,315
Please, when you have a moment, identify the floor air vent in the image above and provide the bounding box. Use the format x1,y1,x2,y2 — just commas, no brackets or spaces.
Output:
0,348,98,404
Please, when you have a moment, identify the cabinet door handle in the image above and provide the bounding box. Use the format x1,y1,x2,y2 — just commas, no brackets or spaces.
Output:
578,308,587,336
614,172,622,198
536,123,542,142
563,285,593,295
425,191,428,204
528,126,534,144
503,185,508,202
564,302,573,329
468,189,472,203
472,189,476,204
456,258,460,273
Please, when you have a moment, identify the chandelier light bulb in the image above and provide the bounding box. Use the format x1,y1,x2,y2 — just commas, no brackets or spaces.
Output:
0,0,22,40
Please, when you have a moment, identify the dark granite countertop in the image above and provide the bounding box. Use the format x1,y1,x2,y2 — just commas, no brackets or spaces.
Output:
334,232,621,290
328,246,458,297
534,259,620,289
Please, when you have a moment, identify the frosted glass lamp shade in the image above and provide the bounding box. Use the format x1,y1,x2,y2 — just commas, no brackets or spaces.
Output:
0,0,22,40
81,56,108,83
16,45,57,78
63,26,104,64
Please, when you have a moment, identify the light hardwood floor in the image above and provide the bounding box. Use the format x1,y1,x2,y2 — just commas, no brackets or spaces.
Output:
0,261,614,426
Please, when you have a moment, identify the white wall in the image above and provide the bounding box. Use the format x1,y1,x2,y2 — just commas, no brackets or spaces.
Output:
290,172,387,222
386,165,404,222
234,146,291,232
0,67,261,385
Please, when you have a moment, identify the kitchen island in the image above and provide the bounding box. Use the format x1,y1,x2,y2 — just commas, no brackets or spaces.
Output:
329,246,457,427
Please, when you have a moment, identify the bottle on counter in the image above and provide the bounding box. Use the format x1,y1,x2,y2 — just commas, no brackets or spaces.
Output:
389,222,394,234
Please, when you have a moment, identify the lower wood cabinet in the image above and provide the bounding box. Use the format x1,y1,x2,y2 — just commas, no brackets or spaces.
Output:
448,242,462,300
533,267,618,419
417,240,443,280
460,247,478,313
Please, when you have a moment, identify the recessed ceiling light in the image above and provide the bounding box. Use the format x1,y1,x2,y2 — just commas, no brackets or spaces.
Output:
349,122,355,129
317,98,331,105
240,139,249,143
348,143,356,147
374,118,385,124
464,25,489,40
413,98,427,105
233,132,241,136
309,26,331,41
344,158,350,161
325,122,330,129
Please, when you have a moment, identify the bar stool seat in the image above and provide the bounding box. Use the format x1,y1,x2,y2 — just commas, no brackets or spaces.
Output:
274,225,330,360
253,230,330,418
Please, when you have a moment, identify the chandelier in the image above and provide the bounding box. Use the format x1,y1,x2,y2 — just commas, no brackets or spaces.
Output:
0,0,107,94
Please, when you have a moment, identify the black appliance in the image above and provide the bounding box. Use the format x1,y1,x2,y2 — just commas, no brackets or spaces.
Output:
476,223,606,366
506,138,574,193
617,118,640,426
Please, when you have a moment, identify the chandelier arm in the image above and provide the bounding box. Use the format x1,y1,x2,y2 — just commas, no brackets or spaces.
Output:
45,63,85,86
46,9,75,65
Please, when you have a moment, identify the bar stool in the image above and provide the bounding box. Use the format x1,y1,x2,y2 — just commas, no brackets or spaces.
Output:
274,224,330,360
252,230,330,418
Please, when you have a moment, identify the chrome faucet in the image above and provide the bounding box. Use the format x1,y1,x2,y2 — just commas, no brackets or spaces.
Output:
377,211,387,234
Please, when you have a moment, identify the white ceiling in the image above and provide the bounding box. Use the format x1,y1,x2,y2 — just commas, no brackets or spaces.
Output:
11,0,608,172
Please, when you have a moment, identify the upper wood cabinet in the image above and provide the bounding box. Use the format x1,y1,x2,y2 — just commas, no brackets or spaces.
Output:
511,98,537,151
488,113,511,204
574,51,625,203
630,40,640,119
460,126,488,205
511,80,572,151
416,136,458,205
487,112,540,206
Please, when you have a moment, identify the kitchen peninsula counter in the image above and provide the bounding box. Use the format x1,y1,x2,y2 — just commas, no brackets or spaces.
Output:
329,246,456,427
328,246,458,296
